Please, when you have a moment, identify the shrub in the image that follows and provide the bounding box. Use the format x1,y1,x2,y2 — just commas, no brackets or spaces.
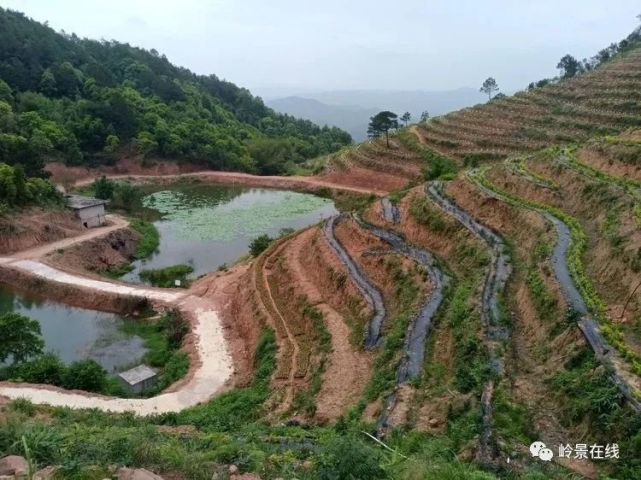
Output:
0,312,44,363
139,264,194,288
316,435,385,480
92,175,114,200
422,156,456,181
9,353,65,385
63,359,108,392
129,219,160,259
159,309,189,349
249,234,273,257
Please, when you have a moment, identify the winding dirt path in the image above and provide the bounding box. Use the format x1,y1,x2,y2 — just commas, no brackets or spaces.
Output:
0,215,129,264
259,237,301,412
0,295,232,414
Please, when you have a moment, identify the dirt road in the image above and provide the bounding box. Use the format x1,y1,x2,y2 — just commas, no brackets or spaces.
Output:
0,215,129,263
73,170,389,196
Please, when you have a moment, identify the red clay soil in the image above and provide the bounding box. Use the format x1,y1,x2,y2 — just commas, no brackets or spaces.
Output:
57,161,389,196
263,237,306,413
0,209,85,255
46,158,205,185
237,232,312,413
364,190,458,252
320,163,410,194
293,228,374,422
217,259,274,387
43,228,141,276
445,176,548,255
332,217,399,298
302,229,373,340
493,161,641,329
578,146,641,183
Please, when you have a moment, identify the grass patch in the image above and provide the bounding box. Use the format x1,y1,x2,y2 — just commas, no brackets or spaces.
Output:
316,187,376,213
120,309,190,396
526,266,558,323
129,219,160,259
139,264,194,288
446,280,492,394
409,194,450,233
470,167,641,376
101,263,135,279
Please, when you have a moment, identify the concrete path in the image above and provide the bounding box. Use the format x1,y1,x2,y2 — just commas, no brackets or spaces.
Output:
0,220,234,415
0,297,233,414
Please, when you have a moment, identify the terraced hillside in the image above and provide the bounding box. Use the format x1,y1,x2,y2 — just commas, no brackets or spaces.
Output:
412,48,641,164
4,28,641,480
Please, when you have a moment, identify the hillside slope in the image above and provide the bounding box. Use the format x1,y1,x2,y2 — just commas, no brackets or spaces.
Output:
0,8,351,177
4,12,641,480
414,43,641,163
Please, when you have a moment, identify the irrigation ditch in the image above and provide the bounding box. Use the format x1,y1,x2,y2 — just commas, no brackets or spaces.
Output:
470,165,641,412
322,206,451,436
426,181,513,465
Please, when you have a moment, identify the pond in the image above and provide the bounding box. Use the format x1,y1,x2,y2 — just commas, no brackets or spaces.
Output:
122,184,338,283
0,284,147,373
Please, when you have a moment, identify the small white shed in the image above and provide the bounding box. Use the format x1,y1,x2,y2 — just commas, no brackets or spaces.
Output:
65,194,107,228
118,364,158,395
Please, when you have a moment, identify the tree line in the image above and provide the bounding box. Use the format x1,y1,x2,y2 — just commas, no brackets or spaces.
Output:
0,8,352,178
528,14,641,90
0,162,61,211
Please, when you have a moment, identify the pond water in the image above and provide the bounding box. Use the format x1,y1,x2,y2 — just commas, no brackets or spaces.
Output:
0,284,147,372
122,184,338,283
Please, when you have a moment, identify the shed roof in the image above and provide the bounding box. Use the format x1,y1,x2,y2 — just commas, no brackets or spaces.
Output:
118,364,157,386
65,194,107,210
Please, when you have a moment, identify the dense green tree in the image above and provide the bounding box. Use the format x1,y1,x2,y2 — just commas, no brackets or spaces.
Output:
38,69,57,96
400,112,411,126
10,353,66,385
0,102,13,131
0,8,352,177
420,110,430,122
104,134,120,154
92,175,114,200
0,312,44,363
62,359,107,392
110,182,143,212
247,137,296,174
557,54,583,79
480,77,499,100
0,162,60,207
367,111,398,148
0,79,12,103
249,234,273,257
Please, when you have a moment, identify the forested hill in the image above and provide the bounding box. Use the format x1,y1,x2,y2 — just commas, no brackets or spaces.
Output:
0,8,352,177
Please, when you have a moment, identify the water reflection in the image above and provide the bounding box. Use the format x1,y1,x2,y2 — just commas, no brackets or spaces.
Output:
0,284,146,372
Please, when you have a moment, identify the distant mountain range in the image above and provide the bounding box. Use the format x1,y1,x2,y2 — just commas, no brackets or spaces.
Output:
266,97,379,142
266,88,488,141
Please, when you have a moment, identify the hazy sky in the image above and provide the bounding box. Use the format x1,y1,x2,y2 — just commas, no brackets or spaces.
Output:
2,1,640,96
